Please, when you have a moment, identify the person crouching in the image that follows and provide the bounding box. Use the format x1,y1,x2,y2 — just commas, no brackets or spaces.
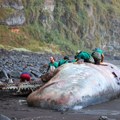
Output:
20,72,31,82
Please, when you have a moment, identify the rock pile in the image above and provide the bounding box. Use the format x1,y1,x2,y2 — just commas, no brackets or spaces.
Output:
0,49,61,83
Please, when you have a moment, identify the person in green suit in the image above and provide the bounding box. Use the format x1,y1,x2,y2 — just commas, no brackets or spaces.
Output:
41,57,59,83
91,48,104,64
47,56,59,72
58,56,70,66
75,50,94,63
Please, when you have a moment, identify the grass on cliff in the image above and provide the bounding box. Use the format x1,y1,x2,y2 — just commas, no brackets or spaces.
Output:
0,0,120,55
0,24,61,54
0,8,15,21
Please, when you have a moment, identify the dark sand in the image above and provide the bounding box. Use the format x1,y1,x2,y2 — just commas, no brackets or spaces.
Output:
0,92,120,120
0,60,120,120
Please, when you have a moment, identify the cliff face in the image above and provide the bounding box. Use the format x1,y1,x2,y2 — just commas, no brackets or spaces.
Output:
0,0,120,56
0,0,25,25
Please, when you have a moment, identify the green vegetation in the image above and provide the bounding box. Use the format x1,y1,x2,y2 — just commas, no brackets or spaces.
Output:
0,8,15,21
0,0,120,55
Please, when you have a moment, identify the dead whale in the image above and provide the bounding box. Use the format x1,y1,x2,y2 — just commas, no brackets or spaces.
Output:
27,62,120,111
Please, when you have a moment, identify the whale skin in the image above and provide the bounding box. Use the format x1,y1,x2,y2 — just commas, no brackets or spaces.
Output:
27,62,120,111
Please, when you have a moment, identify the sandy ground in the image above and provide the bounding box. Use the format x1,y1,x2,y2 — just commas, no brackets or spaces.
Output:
0,60,120,120
0,92,120,120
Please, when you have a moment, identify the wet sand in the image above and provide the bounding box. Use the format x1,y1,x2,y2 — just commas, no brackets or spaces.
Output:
0,92,120,120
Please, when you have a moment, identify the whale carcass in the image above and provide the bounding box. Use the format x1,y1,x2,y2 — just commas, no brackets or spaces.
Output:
27,62,120,111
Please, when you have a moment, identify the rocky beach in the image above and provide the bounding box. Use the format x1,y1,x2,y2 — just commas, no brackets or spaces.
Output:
0,49,120,120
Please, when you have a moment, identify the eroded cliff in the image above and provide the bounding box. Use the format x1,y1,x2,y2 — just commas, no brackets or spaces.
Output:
0,0,120,56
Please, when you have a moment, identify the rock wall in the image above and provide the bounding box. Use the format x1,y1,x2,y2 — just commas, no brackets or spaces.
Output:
0,0,120,56
0,0,25,25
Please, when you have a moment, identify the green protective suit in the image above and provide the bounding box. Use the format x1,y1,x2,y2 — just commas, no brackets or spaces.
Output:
92,49,103,60
47,61,59,72
76,51,94,63
58,59,68,66
49,62,59,68
91,48,104,64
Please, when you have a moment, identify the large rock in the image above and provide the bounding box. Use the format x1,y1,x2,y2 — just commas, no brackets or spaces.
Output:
1,0,24,10
0,0,25,26
6,10,25,26
0,70,9,82
0,114,11,120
